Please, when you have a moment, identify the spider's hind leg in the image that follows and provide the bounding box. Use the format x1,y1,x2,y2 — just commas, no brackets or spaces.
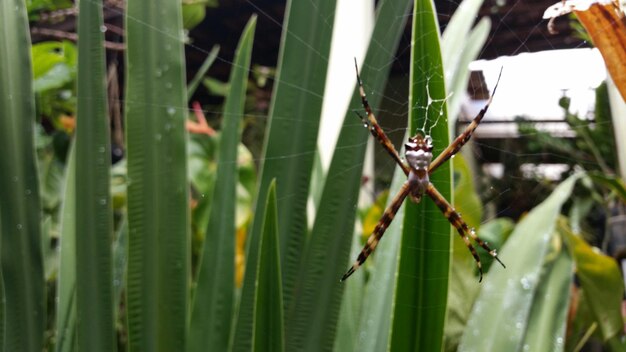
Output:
425,183,505,282
341,182,411,282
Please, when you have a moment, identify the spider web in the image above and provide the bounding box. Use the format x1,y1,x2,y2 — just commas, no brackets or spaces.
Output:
68,0,603,292
29,0,612,349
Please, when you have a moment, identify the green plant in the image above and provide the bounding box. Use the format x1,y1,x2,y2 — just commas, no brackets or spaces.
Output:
1,0,552,350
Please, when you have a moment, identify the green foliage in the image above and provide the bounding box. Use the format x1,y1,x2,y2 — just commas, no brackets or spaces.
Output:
389,0,450,350
74,0,115,348
561,219,624,343
459,174,582,351
253,180,284,352
459,174,625,351
0,0,45,350
188,16,256,352
7,0,623,351
124,0,190,349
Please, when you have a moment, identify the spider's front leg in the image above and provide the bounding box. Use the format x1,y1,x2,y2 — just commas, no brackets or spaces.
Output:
428,68,503,174
354,58,410,176
425,183,505,282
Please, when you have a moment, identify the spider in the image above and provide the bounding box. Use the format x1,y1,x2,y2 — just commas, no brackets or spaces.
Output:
341,60,505,282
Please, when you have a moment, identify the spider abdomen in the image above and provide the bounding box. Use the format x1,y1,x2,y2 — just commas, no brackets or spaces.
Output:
408,170,428,203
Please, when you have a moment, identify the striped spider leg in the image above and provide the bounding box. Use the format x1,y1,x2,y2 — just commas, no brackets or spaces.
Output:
341,63,504,282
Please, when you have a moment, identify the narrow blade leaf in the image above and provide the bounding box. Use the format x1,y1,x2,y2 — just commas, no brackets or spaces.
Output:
253,180,284,352
233,1,336,350
188,16,256,352
0,0,45,349
286,0,414,350
124,0,190,348
75,0,115,348
390,0,451,350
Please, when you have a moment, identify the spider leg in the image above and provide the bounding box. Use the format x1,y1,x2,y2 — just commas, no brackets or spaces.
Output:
341,181,411,282
428,68,503,174
354,58,410,176
425,183,505,282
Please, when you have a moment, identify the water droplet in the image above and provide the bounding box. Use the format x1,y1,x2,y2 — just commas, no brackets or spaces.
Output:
155,133,162,141
520,276,532,290
16,224,22,230
451,154,456,158
555,337,563,346
99,25,107,33
166,107,176,115
165,82,172,89
25,189,31,195
363,123,368,128
99,198,107,205
515,322,523,329
155,69,163,77
98,146,106,153
522,344,530,351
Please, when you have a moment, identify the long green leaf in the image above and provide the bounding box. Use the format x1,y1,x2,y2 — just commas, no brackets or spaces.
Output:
389,0,450,350
233,1,336,350
253,180,284,352
286,0,414,350
124,0,189,349
561,219,624,342
459,174,582,351
56,144,77,352
0,0,45,350
74,0,115,348
188,16,256,352
355,165,408,352
522,230,572,352
187,45,219,99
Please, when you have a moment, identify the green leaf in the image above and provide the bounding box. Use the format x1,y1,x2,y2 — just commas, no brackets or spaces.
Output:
124,0,190,348
253,180,284,352
389,0,450,350
0,0,45,350
233,0,336,350
333,229,366,352
453,153,482,231
56,143,77,352
188,16,256,352
445,217,514,352
589,172,626,203
354,166,408,352
458,173,582,351
31,41,77,93
187,45,219,99
182,1,206,30
561,219,624,342
74,0,115,348
284,0,413,350
522,232,573,352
